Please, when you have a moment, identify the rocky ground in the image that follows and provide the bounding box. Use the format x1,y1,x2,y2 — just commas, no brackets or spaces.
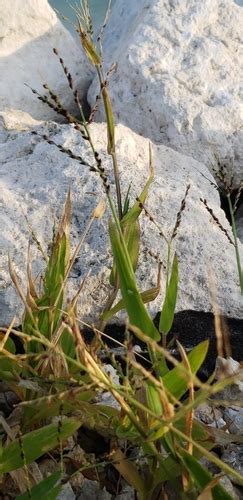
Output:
0,0,243,498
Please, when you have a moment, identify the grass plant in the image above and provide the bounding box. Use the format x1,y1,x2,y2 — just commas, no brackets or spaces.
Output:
0,1,242,498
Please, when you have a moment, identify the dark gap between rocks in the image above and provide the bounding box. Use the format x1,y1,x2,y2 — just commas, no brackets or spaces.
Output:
83,310,243,380
9,310,243,382
220,189,243,224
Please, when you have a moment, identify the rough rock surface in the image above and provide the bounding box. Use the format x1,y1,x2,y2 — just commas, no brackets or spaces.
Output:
57,483,75,500
0,114,242,326
88,0,243,185
222,445,243,486
0,0,92,120
77,480,111,500
224,408,243,434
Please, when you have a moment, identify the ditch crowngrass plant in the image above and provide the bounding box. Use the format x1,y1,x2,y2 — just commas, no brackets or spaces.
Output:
0,1,242,498
199,158,243,294
213,161,243,294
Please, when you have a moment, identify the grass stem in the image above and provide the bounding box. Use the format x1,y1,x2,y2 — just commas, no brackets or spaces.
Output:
227,193,243,294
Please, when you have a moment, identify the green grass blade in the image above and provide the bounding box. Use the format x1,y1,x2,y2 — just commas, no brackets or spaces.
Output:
121,146,154,226
101,282,160,321
123,184,131,216
109,219,140,286
0,418,80,473
60,327,76,359
22,391,96,429
180,450,233,499
152,455,183,488
110,154,154,286
159,254,178,335
109,220,160,341
17,471,62,500
123,220,140,273
162,340,209,399
102,86,115,154
146,381,163,416
23,193,71,346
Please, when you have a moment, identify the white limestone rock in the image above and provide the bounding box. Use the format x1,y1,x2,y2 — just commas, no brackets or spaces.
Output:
221,444,243,486
0,109,42,132
88,0,243,185
0,117,242,326
0,0,93,120
57,483,75,500
224,407,243,434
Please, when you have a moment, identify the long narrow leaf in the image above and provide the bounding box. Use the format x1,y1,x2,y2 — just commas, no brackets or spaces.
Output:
162,340,209,399
159,254,178,335
146,381,163,416
101,282,160,321
122,144,154,226
110,448,146,494
180,450,233,499
17,471,62,500
102,86,115,154
110,155,154,286
0,418,80,473
109,220,160,341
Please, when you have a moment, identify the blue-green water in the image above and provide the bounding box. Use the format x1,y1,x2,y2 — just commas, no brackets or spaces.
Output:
48,0,116,34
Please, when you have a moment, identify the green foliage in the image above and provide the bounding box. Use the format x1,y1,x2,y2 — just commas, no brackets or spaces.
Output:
0,2,241,499
180,451,233,499
101,280,161,322
163,340,209,399
109,152,154,286
226,193,243,294
0,419,80,473
159,253,178,335
23,192,71,349
16,471,62,500
109,219,160,341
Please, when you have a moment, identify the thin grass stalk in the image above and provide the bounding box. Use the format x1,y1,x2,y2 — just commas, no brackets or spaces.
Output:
4,316,211,398
95,283,119,340
111,151,123,220
0,317,16,351
233,180,243,213
4,327,170,428
8,257,41,336
171,425,243,485
97,0,112,52
129,325,210,390
177,342,194,492
51,200,105,317
165,245,171,293
227,193,243,294
129,358,180,409
57,405,64,476
3,325,243,445
17,432,31,498
96,65,123,219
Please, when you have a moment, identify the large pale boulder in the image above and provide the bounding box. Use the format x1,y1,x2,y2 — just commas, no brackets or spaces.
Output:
0,113,242,326
0,0,93,120
88,0,243,185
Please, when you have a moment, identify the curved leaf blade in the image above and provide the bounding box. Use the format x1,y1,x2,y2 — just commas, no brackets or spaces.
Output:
159,254,178,335
0,418,80,473
109,220,160,341
163,340,209,399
